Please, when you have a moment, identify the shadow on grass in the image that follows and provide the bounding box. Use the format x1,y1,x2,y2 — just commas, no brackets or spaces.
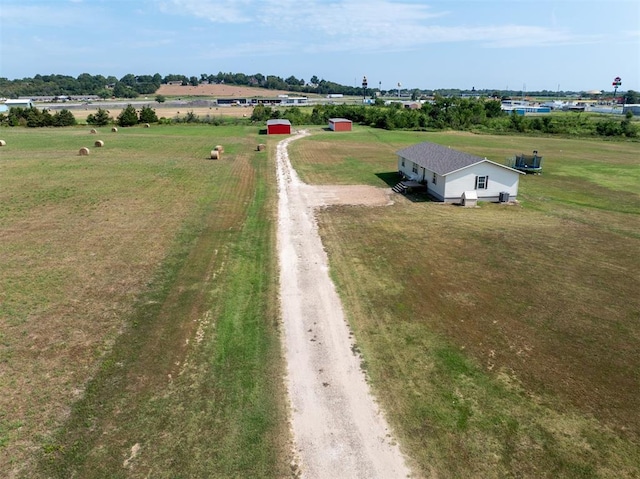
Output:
375,171,403,187
403,192,433,203
376,172,434,203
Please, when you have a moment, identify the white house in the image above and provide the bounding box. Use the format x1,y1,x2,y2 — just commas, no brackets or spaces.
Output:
396,142,524,202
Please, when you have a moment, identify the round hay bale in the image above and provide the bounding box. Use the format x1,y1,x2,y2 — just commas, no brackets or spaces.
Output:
144,123,150,128
210,150,220,160
214,145,224,153
79,147,90,156
94,140,104,147
257,143,266,151
0,140,6,147
111,127,118,133
90,128,97,134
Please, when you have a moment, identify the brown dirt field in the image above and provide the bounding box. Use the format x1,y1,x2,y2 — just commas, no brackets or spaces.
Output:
69,105,254,121
156,83,294,98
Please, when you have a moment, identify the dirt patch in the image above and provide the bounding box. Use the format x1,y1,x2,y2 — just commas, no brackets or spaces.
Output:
67,105,253,121
156,83,294,98
304,185,393,207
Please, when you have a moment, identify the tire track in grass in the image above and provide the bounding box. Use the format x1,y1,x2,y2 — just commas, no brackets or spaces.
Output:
36,134,287,478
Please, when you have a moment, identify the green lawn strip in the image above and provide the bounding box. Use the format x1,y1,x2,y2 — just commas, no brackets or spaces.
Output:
195,157,286,477
33,133,287,478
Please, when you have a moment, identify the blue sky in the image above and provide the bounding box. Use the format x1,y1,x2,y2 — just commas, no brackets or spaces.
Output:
1,0,638,92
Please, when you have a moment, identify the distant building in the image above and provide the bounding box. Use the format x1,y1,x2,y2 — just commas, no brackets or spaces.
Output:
501,100,550,115
328,118,352,131
4,99,34,109
217,98,249,105
281,97,308,105
267,119,291,135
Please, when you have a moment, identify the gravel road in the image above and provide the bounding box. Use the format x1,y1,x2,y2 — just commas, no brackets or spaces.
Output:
276,131,411,479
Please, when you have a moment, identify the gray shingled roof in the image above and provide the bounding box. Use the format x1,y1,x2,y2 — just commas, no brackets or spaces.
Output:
396,142,486,175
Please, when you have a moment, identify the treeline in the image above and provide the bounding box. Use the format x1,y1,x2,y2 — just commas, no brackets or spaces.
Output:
251,98,638,138
1,98,637,139
0,72,368,98
3,72,634,101
0,74,163,99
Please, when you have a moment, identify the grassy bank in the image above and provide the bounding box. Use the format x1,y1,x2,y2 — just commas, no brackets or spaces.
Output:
292,128,640,477
0,125,287,478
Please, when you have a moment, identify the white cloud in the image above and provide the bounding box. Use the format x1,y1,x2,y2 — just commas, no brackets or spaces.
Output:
158,0,253,23
156,0,605,52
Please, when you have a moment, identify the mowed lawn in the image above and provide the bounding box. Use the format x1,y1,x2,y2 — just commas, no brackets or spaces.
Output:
291,127,640,478
0,125,288,478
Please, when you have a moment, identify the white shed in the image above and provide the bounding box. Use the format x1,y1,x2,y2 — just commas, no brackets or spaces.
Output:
461,190,478,207
396,142,524,202
4,99,34,109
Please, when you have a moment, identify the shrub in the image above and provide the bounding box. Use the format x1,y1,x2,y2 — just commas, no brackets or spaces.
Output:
139,105,158,124
87,108,112,126
117,105,138,127
53,109,77,127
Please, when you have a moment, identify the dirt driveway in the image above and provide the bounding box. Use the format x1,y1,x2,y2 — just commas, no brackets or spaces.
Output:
276,131,411,478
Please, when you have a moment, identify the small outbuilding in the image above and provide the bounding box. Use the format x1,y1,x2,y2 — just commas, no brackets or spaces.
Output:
266,119,291,135
328,118,352,132
4,99,34,109
396,142,524,203
461,190,478,207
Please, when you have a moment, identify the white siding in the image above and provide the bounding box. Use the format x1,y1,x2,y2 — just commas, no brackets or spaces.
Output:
444,162,520,202
399,161,426,182
428,172,445,201
397,156,446,199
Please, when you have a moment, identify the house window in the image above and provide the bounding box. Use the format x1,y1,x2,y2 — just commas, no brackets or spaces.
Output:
475,175,489,189
412,163,418,174
401,158,405,167
432,172,437,184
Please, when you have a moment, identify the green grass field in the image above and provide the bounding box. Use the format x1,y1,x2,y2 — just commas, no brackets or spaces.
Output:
0,125,288,478
1,123,638,478
292,127,640,478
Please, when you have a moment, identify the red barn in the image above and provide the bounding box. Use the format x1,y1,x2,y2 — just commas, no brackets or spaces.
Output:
328,118,352,131
267,119,291,135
